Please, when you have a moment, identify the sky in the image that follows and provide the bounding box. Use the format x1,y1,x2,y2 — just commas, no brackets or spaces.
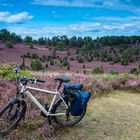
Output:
0,0,140,39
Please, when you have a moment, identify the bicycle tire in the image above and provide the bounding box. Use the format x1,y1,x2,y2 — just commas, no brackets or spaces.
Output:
53,96,86,126
0,98,26,135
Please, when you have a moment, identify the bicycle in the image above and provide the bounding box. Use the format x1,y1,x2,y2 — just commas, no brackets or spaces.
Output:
0,67,88,135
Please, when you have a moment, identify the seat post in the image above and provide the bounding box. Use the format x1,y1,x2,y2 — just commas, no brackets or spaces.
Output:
57,81,62,90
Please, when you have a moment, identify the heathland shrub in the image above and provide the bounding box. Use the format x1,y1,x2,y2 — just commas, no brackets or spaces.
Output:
108,70,118,75
92,67,103,74
0,64,31,80
29,44,33,49
5,41,13,48
78,57,84,63
39,55,46,63
31,53,39,59
31,60,43,71
26,52,31,58
50,59,54,65
130,68,139,75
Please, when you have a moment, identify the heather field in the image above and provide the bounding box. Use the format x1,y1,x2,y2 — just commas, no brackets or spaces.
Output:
0,43,139,73
0,70,140,140
0,42,140,140
0,0,140,139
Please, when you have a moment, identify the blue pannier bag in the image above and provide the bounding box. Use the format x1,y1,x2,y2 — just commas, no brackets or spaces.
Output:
64,84,83,91
70,91,91,116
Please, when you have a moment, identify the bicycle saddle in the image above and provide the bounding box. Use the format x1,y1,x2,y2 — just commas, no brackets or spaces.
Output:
55,77,70,83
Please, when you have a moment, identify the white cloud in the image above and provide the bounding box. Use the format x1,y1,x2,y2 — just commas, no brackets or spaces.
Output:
86,16,140,22
0,12,33,23
33,0,140,15
2,3,14,7
7,18,140,39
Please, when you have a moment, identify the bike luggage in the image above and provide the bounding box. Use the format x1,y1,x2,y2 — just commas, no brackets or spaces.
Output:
70,91,91,116
64,84,83,91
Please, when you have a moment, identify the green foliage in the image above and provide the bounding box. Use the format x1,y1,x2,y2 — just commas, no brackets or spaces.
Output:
78,57,84,63
118,73,132,80
1,29,140,66
39,55,46,63
29,44,33,49
24,36,32,44
56,41,65,51
31,53,39,59
130,68,139,75
92,67,103,74
38,37,46,45
0,64,31,80
0,29,22,43
108,70,118,75
50,60,54,65
31,60,43,71
62,58,69,67
5,41,13,48
121,59,129,66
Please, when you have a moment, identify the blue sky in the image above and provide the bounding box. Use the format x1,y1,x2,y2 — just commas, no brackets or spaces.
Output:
0,0,140,38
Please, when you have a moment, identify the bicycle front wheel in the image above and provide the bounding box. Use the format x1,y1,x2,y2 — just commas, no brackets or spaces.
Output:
0,98,26,135
53,97,86,126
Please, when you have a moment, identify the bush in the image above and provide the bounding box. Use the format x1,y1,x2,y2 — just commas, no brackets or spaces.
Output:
70,57,75,61
45,63,48,68
5,41,13,48
83,64,85,69
121,60,129,66
31,53,39,59
0,64,31,80
50,60,54,65
39,55,46,63
108,70,118,75
83,70,86,75
31,60,43,71
92,67,103,74
62,59,69,67
26,52,31,58
130,68,139,75
29,44,33,49
56,41,65,51
78,57,84,63
67,65,70,70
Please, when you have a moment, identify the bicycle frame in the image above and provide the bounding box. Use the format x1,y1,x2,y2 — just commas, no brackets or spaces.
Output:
19,84,68,117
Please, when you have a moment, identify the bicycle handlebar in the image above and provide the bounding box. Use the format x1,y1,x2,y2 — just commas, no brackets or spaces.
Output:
17,76,45,85
36,79,45,83
13,66,45,85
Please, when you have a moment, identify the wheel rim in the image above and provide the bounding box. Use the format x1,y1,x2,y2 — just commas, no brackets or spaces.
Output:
54,101,85,125
0,103,22,133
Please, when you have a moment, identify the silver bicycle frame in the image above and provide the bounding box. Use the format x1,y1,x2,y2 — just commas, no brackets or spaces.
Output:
20,85,68,116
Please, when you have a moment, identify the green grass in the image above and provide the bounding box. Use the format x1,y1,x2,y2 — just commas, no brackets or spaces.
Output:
93,73,138,81
55,90,140,140
4,90,140,140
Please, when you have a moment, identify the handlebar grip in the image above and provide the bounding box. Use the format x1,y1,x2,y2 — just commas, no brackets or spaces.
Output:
37,79,45,83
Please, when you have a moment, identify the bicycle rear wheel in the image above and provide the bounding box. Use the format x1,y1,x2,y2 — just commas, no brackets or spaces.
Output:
0,98,26,135
53,96,86,126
